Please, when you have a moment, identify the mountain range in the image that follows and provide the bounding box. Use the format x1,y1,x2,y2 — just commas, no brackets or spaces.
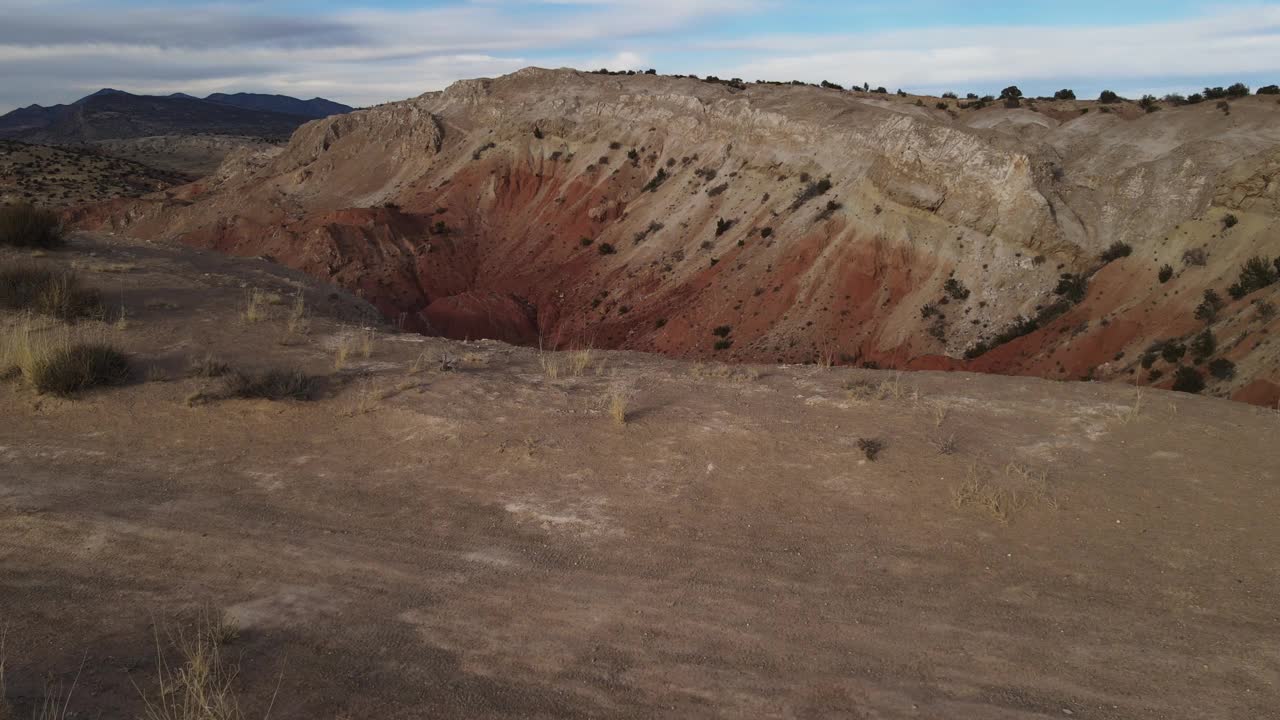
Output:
0,88,353,144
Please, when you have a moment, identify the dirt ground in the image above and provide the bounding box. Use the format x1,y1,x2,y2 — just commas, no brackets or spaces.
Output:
2,234,1278,719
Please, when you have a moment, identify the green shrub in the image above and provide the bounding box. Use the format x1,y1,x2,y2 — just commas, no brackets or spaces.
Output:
1054,273,1087,303
943,277,970,301
1099,90,1121,104
1194,289,1224,323
1171,366,1204,394
1190,329,1216,362
1053,89,1076,100
1138,95,1159,113
1208,358,1236,380
712,325,732,337
642,168,669,193
0,204,65,248
791,177,833,209
1100,242,1132,262
715,218,734,237
224,368,317,401
1158,264,1174,283
1258,85,1280,95
713,339,732,351
1160,341,1186,363
0,265,103,320
28,343,129,396
1222,213,1238,229
1227,256,1277,299
597,243,616,255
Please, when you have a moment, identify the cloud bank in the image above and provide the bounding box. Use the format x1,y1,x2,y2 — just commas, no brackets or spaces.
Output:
1,1,1277,112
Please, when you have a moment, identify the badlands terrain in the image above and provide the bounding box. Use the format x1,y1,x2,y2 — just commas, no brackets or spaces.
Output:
83,68,1280,407
1,232,1277,719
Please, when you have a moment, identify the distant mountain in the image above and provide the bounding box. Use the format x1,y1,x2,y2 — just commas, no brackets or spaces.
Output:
204,93,353,120
0,88,352,144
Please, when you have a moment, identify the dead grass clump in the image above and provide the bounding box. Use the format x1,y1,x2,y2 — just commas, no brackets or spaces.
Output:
857,438,884,461
223,368,317,401
952,462,1055,523
845,372,913,402
0,204,65,248
0,265,103,320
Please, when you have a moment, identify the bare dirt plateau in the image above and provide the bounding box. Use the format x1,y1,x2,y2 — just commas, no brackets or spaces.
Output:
2,234,1279,718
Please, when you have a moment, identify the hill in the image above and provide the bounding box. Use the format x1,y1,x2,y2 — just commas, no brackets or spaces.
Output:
82,68,1280,406
1,231,1278,719
0,89,320,143
204,92,354,119
0,139,186,206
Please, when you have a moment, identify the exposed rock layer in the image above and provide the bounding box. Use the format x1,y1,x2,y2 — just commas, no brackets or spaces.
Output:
85,68,1280,404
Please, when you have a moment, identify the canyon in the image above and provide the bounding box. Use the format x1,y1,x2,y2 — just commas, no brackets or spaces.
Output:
85,68,1280,405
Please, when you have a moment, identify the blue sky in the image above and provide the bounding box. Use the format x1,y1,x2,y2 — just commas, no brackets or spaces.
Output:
2,1,1279,112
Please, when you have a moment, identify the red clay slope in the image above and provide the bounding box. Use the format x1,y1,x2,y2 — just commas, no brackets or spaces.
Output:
82,68,1280,405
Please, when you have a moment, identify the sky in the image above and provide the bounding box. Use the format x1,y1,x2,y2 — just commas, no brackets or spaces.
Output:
2,0,1280,112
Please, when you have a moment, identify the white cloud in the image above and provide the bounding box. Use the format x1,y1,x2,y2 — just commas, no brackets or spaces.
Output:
0,1,1276,112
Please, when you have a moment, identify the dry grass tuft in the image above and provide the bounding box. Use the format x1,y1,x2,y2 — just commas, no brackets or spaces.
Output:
241,289,269,323
1,319,129,396
929,401,949,427
279,293,309,344
359,327,375,359
137,612,278,720
538,352,562,380
1115,387,1144,425
568,348,594,376
607,385,632,425
952,461,1055,523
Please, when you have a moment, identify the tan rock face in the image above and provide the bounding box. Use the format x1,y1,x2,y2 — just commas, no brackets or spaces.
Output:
87,68,1280,404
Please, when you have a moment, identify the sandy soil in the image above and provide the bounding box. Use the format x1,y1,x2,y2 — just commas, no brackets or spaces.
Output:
2,234,1278,718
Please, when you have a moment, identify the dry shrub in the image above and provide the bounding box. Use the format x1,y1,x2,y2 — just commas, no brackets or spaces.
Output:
0,204,65,248
857,438,884,461
188,355,231,378
223,368,317,401
0,264,103,320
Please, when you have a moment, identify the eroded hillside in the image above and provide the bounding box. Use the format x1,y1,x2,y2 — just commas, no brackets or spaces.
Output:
84,68,1280,405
